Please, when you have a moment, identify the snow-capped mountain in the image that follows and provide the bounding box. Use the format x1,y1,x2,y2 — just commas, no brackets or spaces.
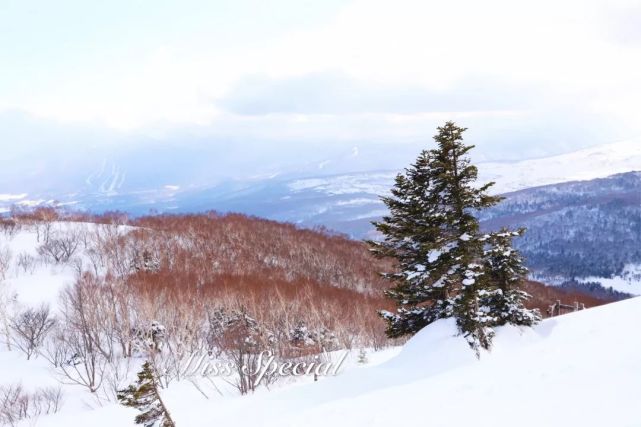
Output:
284,138,641,197
1,138,639,215
84,160,127,195
478,139,641,193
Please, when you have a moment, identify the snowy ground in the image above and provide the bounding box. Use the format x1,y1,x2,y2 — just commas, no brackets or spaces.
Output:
1,224,640,426
0,224,77,307
579,264,641,296
13,297,640,427
171,299,641,427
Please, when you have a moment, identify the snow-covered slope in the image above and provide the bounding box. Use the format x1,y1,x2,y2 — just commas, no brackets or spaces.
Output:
167,298,641,427
6,282,640,425
579,264,641,296
285,139,641,196
33,299,641,426
479,139,641,194
0,223,80,307
0,222,639,426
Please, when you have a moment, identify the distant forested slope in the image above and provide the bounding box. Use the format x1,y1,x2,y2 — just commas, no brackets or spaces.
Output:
479,171,641,279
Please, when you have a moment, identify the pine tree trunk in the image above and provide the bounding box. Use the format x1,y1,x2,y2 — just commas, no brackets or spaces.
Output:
151,368,176,426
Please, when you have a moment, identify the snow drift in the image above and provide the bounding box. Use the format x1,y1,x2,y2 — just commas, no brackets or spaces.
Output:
23,296,640,427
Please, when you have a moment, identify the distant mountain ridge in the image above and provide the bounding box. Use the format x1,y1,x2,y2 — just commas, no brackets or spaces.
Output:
1,141,640,290
1,138,639,215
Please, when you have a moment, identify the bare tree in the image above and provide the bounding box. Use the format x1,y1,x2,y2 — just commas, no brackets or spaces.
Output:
57,230,81,262
69,256,84,276
33,386,64,417
0,383,64,426
16,253,37,275
0,218,19,238
0,282,16,351
37,231,80,264
37,239,66,264
214,308,275,395
54,322,109,394
33,207,58,243
41,328,68,368
0,383,28,426
102,357,133,403
55,276,111,393
0,247,12,280
9,304,56,360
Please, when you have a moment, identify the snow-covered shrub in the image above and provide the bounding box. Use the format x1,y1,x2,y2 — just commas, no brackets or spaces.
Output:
130,247,161,273
130,321,168,355
289,322,316,348
357,348,368,364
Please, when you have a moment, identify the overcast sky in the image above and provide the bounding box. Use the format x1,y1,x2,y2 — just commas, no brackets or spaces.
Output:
1,0,641,175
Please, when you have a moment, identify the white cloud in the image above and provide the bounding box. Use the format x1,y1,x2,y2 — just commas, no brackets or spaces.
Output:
0,0,639,154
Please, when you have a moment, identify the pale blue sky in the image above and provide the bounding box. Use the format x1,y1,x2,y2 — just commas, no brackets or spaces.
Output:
1,0,640,177
0,0,348,121
0,0,347,83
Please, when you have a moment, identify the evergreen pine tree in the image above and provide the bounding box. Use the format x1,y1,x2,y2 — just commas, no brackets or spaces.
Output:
371,121,536,353
118,361,176,427
370,148,456,337
481,228,541,326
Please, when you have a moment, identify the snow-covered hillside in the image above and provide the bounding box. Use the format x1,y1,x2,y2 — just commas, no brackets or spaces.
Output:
579,264,641,296
0,223,92,307
166,298,641,426
0,221,638,426
9,296,641,427
286,138,641,196
478,139,641,193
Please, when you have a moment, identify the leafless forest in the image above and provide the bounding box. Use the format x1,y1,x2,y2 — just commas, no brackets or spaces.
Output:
0,207,612,408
